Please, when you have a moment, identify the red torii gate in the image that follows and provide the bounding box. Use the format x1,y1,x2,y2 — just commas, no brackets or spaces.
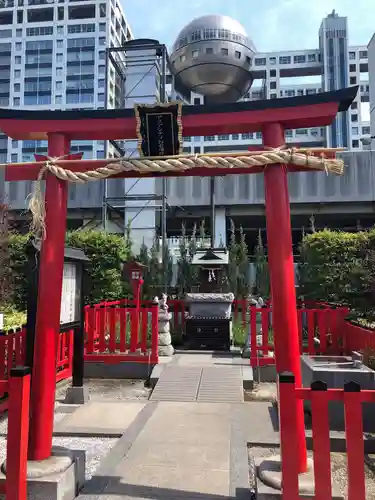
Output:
1,86,357,475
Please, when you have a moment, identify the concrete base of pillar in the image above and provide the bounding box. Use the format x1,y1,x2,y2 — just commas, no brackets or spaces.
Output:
0,446,86,500
64,386,90,405
256,455,343,499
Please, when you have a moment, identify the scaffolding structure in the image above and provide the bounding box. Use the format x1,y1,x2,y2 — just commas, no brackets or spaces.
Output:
103,39,171,291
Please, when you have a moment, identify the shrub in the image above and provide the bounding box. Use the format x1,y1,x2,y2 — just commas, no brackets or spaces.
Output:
66,230,131,304
5,230,131,310
298,228,373,315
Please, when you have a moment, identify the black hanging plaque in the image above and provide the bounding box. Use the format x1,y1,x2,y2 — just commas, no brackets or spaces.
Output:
135,102,183,157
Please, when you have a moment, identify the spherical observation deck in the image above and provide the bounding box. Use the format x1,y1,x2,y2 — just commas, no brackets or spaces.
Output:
170,14,256,103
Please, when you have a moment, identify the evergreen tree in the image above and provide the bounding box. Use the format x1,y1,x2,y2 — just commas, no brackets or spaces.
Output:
162,242,173,292
137,241,151,298
237,226,250,298
176,223,190,297
228,219,238,295
254,229,270,298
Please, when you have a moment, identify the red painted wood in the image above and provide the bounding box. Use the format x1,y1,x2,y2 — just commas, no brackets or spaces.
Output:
0,101,339,142
311,389,332,500
344,389,366,500
109,307,117,353
119,306,127,352
6,369,30,500
141,309,148,353
278,376,300,500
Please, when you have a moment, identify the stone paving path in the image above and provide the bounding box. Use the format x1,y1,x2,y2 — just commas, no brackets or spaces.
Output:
150,365,244,403
74,354,268,500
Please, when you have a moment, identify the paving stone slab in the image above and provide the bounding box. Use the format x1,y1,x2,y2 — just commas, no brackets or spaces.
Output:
54,401,146,436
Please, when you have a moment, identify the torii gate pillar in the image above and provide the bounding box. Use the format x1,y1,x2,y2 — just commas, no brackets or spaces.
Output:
28,133,70,461
263,123,307,472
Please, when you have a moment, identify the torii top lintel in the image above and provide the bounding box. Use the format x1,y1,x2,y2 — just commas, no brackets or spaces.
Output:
0,86,358,141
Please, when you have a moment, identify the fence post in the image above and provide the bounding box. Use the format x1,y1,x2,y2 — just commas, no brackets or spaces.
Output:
6,366,31,500
310,380,332,500
344,381,366,500
151,305,159,363
278,372,300,500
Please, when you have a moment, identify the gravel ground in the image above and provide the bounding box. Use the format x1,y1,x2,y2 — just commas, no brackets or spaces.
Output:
249,446,375,500
56,378,151,402
244,382,277,402
0,436,117,480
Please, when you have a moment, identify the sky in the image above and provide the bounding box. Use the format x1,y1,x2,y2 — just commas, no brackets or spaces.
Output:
122,0,375,53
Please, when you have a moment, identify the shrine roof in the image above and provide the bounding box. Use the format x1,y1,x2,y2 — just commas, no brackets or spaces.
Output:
0,86,358,141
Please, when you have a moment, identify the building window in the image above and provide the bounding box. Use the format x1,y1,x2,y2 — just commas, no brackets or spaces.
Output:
15,42,21,51
55,95,62,104
270,93,277,99
270,69,276,77
184,136,191,142
56,67,63,77
269,57,276,65
221,48,228,56
13,83,20,92
296,129,308,135
98,79,105,88
204,136,215,141
218,135,229,141
98,93,105,102
293,55,306,64
350,76,357,85
349,51,356,60
279,56,291,64
16,29,22,37
12,140,18,148
351,114,358,122
232,134,239,140
99,37,106,46
351,101,358,109
241,133,251,140
351,127,358,135
234,51,241,59
284,89,295,97
256,132,262,139
206,47,213,54
362,126,371,135
308,54,316,62
56,40,64,49
99,23,106,32
349,64,356,72
11,154,18,163
352,139,359,148
192,50,199,58
270,81,276,89
57,26,64,35
193,97,200,105
56,81,62,91
98,65,105,75
14,69,20,78
56,54,63,63
15,56,21,64
359,50,368,59
13,97,20,106
254,57,266,66
285,130,293,138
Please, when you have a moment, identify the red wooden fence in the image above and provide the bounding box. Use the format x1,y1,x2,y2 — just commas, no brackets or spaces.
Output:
0,367,31,500
245,306,349,367
279,373,370,500
84,303,159,364
0,326,73,412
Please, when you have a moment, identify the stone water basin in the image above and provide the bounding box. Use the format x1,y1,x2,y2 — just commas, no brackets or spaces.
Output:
301,354,375,431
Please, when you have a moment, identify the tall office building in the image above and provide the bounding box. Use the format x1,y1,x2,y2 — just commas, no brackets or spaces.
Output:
1,0,133,221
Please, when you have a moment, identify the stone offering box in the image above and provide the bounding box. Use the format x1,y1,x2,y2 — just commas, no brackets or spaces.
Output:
301,354,375,431
185,293,234,350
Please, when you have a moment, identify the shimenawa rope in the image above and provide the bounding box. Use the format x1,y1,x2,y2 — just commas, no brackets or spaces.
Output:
26,148,344,239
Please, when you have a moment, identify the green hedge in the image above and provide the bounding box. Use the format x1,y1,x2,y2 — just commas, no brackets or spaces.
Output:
6,230,131,311
299,228,375,317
